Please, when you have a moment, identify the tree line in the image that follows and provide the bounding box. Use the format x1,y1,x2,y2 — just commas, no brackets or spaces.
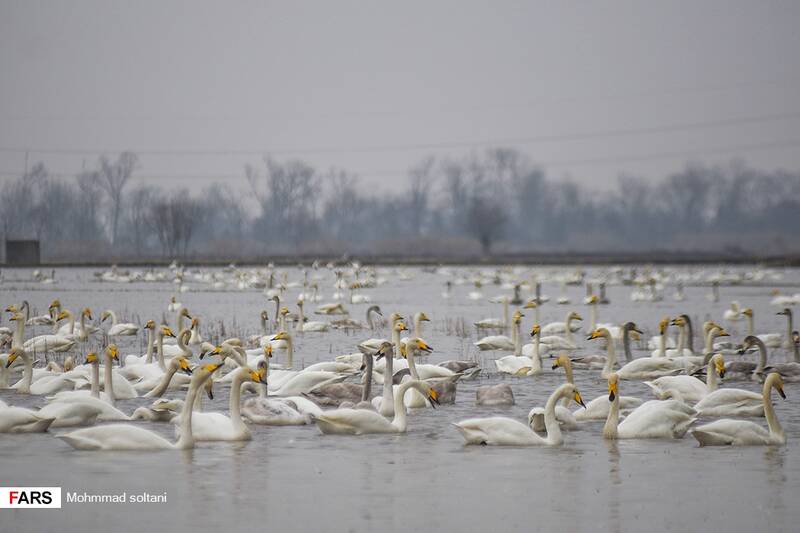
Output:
1,148,799,262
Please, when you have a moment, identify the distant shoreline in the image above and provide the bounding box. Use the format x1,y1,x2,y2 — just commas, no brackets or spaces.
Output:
4,251,800,268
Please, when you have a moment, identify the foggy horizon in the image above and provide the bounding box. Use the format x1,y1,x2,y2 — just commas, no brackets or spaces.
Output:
2,1,800,193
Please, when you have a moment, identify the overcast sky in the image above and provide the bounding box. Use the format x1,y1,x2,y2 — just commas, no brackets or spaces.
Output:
1,0,799,193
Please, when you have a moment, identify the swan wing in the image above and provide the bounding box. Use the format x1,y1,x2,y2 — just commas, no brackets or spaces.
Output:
453,417,543,446
58,424,174,450
691,419,774,446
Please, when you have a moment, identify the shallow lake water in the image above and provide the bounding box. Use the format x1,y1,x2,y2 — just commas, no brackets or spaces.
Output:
2,264,799,532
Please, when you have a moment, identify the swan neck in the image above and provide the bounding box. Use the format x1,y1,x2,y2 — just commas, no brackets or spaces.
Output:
763,380,783,438
590,304,597,331
390,381,413,431
285,335,293,368
406,347,420,379
156,332,166,371
746,315,754,337
380,348,394,415
145,328,154,364
90,362,100,397
685,316,694,353
706,359,719,391
513,320,521,356
754,340,768,374
602,335,616,377
542,387,565,445
104,352,116,406
603,391,620,439
229,372,246,429
503,300,509,329
361,354,373,401
622,328,633,362
14,317,25,348
177,377,203,449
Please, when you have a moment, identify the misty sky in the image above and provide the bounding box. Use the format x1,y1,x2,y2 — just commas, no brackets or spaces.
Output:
1,1,799,193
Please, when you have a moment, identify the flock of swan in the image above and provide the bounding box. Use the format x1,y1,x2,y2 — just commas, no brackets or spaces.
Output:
0,263,798,453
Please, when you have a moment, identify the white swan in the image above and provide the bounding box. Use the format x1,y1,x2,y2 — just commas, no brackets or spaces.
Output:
295,300,329,333
174,365,265,441
57,362,222,451
740,308,782,348
9,311,76,353
311,380,439,435
101,310,139,336
474,298,509,329
603,373,697,439
590,328,685,380
691,372,787,446
551,353,642,421
453,383,585,446
0,403,55,433
242,359,316,425
475,310,521,351
495,323,542,376
644,353,725,402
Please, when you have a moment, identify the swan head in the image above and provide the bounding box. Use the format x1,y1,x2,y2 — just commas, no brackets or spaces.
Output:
715,327,730,338
608,373,619,402
82,308,93,320
100,310,111,323
793,331,799,345
179,308,192,320
263,344,273,358
512,311,524,324
8,312,25,322
552,353,571,371
160,326,176,338
658,317,670,335
85,352,98,365
569,312,583,321
407,338,433,354
394,322,409,333
175,357,192,375
417,312,431,322
565,384,586,408
4,304,18,313
742,308,753,318
195,363,223,383
739,335,759,353
530,324,540,337
374,341,394,360
587,328,610,340
670,316,685,327
260,310,269,321
273,331,290,341
144,320,155,330
523,299,538,309
777,308,791,317
5,347,24,368
48,299,61,312
63,356,75,372
106,344,119,363
247,365,267,385
711,353,725,379
586,295,598,305
280,307,290,316
766,372,787,399
390,312,403,322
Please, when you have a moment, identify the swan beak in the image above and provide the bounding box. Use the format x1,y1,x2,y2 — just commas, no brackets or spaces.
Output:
718,330,730,337
551,363,559,370
530,326,540,337
587,330,601,340
574,391,586,408
428,389,440,408
206,386,214,400
179,359,192,375
608,382,617,402
5,353,17,368
574,314,583,321
418,341,433,353
633,327,643,335
777,386,786,400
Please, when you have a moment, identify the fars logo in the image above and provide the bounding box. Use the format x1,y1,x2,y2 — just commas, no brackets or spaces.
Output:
0,487,62,509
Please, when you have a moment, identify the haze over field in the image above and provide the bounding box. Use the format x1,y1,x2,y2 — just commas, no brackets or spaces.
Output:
1,1,799,261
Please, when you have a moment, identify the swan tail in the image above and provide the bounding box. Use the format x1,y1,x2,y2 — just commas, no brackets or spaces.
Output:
57,433,102,450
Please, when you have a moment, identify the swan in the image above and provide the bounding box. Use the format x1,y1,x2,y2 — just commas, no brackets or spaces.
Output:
723,301,743,322
495,323,542,376
691,373,787,446
188,317,204,347
573,322,641,369
295,300,329,333
725,335,768,379
101,310,139,336
330,305,383,330
311,379,439,435
55,308,98,341
303,349,375,407
740,308,782,348
541,311,582,335
777,309,794,350
56,362,222,451
590,328,684,380
475,310,521,351
242,360,316,425
138,355,193,396
474,298,509,330
355,312,403,353
10,311,76,353
453,383,585,446
315,303,348,315
174,365,265,441
603,373,696,439
0,402,55,433
551,352,642,421
762,331,800,382
400,311,431,349
539,311,582,350
122,320,157,366
644,353,725,402
526,356,582,431
34,401,103,428
47,345,138,402
665,316,694,357
693,376,764,418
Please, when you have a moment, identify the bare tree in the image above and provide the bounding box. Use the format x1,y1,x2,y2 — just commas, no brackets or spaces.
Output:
97,151,138,245
407,156,435,236
151,190,205,257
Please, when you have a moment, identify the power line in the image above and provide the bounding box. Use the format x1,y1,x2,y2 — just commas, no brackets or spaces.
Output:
0,109,799,158
1,137,798,181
